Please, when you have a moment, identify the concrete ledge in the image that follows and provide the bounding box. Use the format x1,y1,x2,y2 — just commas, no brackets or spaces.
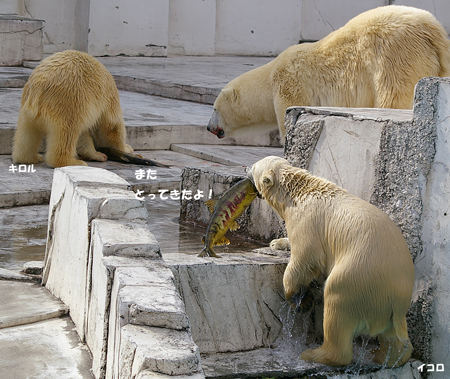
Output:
119,325,201,378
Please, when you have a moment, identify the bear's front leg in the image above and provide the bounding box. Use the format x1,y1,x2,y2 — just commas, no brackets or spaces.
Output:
283,256,316,306
270,237,290,250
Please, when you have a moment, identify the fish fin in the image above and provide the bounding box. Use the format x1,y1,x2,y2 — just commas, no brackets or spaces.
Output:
228,221,240,231
205,199,217,214
198,247,222,258
213,236,230,247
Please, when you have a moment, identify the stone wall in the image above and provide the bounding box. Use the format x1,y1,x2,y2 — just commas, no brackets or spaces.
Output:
0,15,43,66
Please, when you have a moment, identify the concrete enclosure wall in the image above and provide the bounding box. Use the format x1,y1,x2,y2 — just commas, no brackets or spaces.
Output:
2,0,450,56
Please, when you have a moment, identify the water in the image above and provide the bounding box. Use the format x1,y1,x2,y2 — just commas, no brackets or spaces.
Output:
0,205,48,271
144,198,266,256
0,199,265,272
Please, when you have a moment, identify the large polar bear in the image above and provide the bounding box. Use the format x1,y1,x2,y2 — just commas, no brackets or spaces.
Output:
208,5,450,139
247,156,415,367
12,50,133,168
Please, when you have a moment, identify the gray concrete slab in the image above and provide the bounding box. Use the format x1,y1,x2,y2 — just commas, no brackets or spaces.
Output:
0,150,223,207
97,56,272,104
0,88,216,154
0,280,68,329
171,144,284,166
0,66,32,88
0,316,93,379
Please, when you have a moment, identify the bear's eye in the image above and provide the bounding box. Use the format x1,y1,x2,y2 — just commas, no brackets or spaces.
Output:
263,177,271,184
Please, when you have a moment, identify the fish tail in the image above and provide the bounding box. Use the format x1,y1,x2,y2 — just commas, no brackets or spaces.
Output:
198,246,222,258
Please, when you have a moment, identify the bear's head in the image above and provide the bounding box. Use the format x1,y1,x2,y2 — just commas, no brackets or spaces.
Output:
207,86,247,138
247,156,290,202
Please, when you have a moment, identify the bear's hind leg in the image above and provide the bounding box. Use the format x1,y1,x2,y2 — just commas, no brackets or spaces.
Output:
45,123,87,167
374,322,412,368
76,131,107,162
300,302,355,366
12,111,45,164
98,105,133,154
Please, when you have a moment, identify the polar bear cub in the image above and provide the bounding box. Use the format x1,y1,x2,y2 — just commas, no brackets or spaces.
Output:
247,156,415,367
12,50,133,168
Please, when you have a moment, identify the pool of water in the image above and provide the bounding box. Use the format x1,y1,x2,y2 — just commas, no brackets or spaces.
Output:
0,199,266,272
0,205,48,271
144,198,266,256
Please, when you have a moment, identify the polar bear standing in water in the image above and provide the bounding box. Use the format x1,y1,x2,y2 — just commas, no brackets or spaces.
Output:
247,156,415,367
12,50,133,168
208,5,450,139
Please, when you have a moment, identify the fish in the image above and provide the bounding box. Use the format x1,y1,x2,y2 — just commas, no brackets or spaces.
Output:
199,178,258,258
97,147,170,168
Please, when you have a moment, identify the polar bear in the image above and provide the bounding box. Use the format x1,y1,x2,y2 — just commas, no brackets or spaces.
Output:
247,156,415,367
208,5,450,139
12,50,133,168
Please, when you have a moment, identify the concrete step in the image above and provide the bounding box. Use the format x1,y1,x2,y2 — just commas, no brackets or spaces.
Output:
0,67,32,87
0,280,68,329
0,316,93,379
171,143,283,166
0,87,281,155
24,55,272,105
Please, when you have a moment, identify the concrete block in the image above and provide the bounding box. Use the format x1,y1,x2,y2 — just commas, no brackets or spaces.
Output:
0,15,44,66
22,261,44,275
166,253,286,354
285,107,413,199
413,77,450,375
86,219,161,378
42,167,146,340
90,219,160,258
119,324,201,378
106,263,189,379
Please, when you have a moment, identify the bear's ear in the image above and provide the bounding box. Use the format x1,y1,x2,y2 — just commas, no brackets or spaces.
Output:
261,174,273,191
221,87,238,103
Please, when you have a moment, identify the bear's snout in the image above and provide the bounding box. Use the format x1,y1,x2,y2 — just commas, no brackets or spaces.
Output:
207,109,225,138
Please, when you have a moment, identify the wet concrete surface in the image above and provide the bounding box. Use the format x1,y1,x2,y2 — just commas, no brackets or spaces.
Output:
0,316,94,379
0,205,48,271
